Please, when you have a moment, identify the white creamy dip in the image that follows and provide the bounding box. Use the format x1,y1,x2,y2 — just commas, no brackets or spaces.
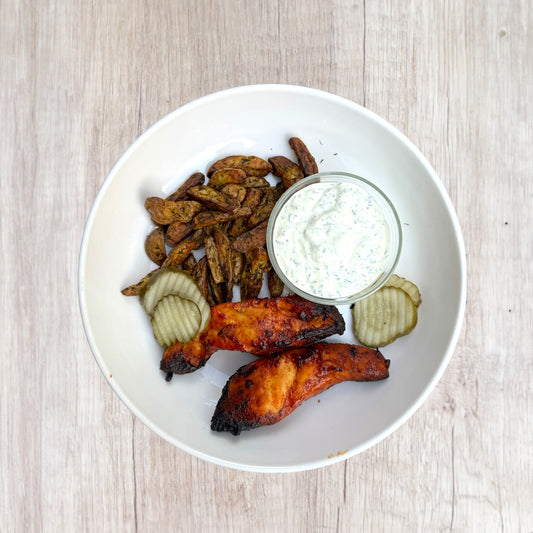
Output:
272,181,390,299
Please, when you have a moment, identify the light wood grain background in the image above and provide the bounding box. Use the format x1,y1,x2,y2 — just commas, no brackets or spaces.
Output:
1,0,531,531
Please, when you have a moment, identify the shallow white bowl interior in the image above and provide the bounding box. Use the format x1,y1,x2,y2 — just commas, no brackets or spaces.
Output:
79,84,466,472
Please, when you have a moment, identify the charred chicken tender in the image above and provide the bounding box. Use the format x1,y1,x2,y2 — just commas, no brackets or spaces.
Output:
160,295,345,374
211,342,390,435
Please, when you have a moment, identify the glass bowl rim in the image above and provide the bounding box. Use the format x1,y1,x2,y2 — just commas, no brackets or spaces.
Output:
266,171,403,305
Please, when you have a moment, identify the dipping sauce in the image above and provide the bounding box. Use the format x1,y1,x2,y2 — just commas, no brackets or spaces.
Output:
270,180,392,301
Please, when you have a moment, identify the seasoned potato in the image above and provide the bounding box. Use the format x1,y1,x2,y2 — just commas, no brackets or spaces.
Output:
220,184,247,203
213,227,233,284
191,256,214,305
268,155,304,189
267,269,284,297
208,168,246,189
232,220,268,253
192,207,252,230
207,155,272,178
166,172,205,202
181,253,198,273
144,227,167,266
145,197,202,225
228,188,263,238
241,247,270,300
241,177,270,188
288,137,318,176
231,251,245,285
246,188,276,228
204,235,224,284
121,268,160,296
161,240,197,268
165,221,193,247
187,185,241,213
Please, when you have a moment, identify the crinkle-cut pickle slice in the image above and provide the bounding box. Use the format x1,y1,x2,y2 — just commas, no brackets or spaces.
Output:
385,274,422,307
353,286,418,347
151,295,202,347
139,266,210,332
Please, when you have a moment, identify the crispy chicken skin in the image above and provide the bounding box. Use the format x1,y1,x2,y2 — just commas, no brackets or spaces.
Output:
160,295,345,375
211,343,390,435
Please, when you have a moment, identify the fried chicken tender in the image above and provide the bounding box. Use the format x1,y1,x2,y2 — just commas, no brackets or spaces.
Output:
211,342,390,435
160,295,345,374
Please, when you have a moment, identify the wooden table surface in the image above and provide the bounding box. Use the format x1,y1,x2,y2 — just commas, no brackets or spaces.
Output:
2,1,531,531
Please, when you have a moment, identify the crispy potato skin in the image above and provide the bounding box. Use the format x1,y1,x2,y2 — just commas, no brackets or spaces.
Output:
232,220,268,253
187,185,241,213
166,172,205,202
268,155,304,189
144,227,167,265
144,197,202,225
267,269,284,297
240,247,270,300
207,156,272,178
211,343,390,435
121,268,159,296
208,168,246,189
160,295,345,374
288,137,319,176
161,239,196,268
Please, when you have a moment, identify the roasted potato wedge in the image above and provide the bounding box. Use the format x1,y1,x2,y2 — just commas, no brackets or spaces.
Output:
187,185,241,213
231,251,244,285
228,188,263,237
213,227,233,284
204,235,224,284
241,247,270,300
208,168,246,189
181,253,197,273
220,184,247,203
241,177,270,188
208,271,225,305
121,268,160,296
161,239,197,268
267,268,284,297
232,220,268,253
268,155,304,189
145,197,202,225
288,137,318,176
144,227,167,266
191,256,214,305
191,207,252,230
166,172,205,202
165,221,193,247
246,188,276,228
207,155,272,178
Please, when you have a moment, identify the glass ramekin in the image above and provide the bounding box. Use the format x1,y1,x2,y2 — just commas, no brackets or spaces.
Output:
266,172,402,305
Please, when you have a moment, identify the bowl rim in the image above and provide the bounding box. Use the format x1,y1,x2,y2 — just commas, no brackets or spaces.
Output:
266,171,403,305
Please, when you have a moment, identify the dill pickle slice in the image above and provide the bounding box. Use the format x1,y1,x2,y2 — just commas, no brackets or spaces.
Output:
151,295,202,347
353,286,418,347
385,274,422,307
139,267,210,332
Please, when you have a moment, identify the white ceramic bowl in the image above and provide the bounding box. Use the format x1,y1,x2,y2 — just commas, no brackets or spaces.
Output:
79,84,466,472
